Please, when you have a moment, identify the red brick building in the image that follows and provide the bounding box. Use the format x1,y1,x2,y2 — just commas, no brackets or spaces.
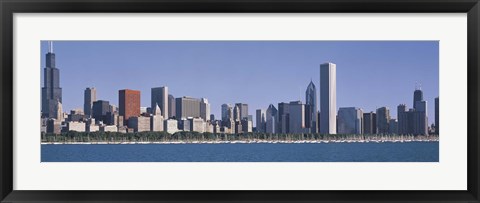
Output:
119,89,140,123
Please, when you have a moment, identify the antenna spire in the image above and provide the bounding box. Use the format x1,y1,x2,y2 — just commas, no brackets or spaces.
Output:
48,41,53,53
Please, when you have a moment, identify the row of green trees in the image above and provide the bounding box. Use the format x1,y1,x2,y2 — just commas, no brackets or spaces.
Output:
41,131,439,143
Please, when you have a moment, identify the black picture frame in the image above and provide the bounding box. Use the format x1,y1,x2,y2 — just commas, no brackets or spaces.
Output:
1,0,479,202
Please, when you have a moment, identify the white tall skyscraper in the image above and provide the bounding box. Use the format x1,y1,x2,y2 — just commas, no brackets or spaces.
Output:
200,98,211,121
320,62,337,134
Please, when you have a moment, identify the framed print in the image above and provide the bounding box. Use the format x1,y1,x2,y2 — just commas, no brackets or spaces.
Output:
1,0,479,202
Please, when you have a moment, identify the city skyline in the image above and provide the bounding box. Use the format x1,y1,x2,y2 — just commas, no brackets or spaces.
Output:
40,41,439,125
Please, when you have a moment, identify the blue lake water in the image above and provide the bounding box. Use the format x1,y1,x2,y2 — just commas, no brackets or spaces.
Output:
41,142,439,162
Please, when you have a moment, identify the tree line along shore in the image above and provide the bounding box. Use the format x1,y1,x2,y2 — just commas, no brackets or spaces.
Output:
41,131,439,144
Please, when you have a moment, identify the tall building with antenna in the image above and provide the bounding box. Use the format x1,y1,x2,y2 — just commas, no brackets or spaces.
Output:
397,85,428,135
413,82,423,109
41,41,63,118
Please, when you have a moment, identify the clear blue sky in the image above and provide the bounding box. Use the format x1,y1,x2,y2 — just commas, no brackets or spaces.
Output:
40,41,439,126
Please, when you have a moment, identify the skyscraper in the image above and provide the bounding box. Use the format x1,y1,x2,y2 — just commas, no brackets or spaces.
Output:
41,41,62,118
235,103,249,120
233,105,241,121
200,98,211,121
92,100,110,122
150,104,164,132
399,88,429,135
256,109,266,133
397,103,422,135
305,80,318,133
413,88,423,110
151,87,169,119
376,107,390,134
175,96,201,119
435,97,439,134
84,87,97,118
288,101,305,134
397,104,408,135
363,112,377,134
221,104,232,122
241,119,253,133
266,104,278,134
320,62,337,134
337,107,363,134
389,119,398,134
168,94,175,119
278,102,290,133
414,100,428,135
119,89,140,123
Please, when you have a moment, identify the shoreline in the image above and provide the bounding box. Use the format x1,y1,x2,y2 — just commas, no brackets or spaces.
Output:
41,139,439,145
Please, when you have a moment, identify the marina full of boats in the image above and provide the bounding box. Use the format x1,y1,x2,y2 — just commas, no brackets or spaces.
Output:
41,133,439,145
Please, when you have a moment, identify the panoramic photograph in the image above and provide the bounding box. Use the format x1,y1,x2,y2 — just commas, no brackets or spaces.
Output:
40,41,439,162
